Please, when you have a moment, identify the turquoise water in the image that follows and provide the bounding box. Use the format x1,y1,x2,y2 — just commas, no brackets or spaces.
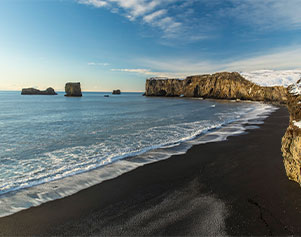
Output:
0,91,275,216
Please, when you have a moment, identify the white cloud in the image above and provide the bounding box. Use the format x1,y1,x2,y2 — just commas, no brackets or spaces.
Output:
78,0,301,42
79,0,165,19
143,9,166,23
112,46,301,79
217,0,301,30
225,47,301,71
111,68,186,78
111,0,160,18
77,0,191,39
111,68,151,73
88,62,110,66
153,16,182,36
78,0,108,7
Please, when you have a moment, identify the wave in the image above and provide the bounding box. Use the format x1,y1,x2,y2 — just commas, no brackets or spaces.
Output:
0,102,277,218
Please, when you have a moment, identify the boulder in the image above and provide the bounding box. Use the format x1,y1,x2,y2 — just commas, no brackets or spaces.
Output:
21,87,57,95
65,82,82,97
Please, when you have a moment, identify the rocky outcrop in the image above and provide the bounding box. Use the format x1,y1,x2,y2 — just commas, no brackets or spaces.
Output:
21,87,57,95
65,82,82,97
281,80,301,185
145,72,287,104
146,78,184,96
112,89,121,95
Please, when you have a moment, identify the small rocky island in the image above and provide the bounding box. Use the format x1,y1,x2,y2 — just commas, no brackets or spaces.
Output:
65,82,82,97
112,89,121,95
21,87,57,95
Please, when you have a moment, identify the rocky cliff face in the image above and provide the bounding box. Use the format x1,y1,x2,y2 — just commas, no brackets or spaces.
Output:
21,87,57,95
146,78,184,96
145,72,287,103
281,80,301,185
65,82,82,97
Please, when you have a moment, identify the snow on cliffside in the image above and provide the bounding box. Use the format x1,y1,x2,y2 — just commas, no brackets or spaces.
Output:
289,81,301,96
241,70,301,87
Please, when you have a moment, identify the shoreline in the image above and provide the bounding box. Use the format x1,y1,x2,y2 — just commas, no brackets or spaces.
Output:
0,100,275,218
0,106,300,235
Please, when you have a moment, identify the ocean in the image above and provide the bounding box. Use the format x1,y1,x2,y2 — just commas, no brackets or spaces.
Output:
0,91,277,217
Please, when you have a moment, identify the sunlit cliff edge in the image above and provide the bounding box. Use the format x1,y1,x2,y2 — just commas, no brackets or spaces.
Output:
145,72,287,104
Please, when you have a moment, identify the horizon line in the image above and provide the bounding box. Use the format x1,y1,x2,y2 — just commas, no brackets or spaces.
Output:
0,89,145,93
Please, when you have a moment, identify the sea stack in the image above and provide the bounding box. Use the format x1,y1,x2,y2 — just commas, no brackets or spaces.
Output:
281,79,301,185
65,82,82,97
112,89,121,95
21,87,57,95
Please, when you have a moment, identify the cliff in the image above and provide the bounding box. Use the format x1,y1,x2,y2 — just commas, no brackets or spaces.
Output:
281,80,301,185
65,82,82,97
146,72,300,184
145,72,287,104
21,87,57,95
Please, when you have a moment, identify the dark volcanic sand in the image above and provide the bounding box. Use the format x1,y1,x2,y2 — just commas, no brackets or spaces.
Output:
0,106,300,236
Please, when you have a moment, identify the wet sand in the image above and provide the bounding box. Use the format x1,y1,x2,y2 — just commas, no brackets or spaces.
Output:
0,106,300,236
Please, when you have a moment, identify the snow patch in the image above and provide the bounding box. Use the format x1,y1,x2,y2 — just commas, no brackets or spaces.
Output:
293,120,301,129
148,77,182,80
241,70,301,87
289,82,301,96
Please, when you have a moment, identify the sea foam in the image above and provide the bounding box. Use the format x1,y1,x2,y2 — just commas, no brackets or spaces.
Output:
0,95,276,217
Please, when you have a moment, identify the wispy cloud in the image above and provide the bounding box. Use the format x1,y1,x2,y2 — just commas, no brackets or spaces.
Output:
88,62,110,66
111,46,301,78
78,0,108,7
225,47,301,71
111,68,186,78
218,0,301,30
78,0,301,42
78,0,166,19
77,0,203,40
111,68,151,73
143,9,166,23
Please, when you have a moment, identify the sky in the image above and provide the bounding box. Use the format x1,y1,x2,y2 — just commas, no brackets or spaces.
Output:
0,0,301,92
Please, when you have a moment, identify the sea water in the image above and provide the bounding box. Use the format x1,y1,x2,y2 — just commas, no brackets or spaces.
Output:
0,91,277,217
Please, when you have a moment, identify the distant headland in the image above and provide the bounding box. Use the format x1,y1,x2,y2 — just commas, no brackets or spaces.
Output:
145,72,287,104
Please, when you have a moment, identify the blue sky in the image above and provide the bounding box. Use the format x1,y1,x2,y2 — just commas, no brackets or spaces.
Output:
1,0,301,91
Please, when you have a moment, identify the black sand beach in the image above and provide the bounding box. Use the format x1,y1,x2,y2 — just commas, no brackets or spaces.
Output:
0,106,300,236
